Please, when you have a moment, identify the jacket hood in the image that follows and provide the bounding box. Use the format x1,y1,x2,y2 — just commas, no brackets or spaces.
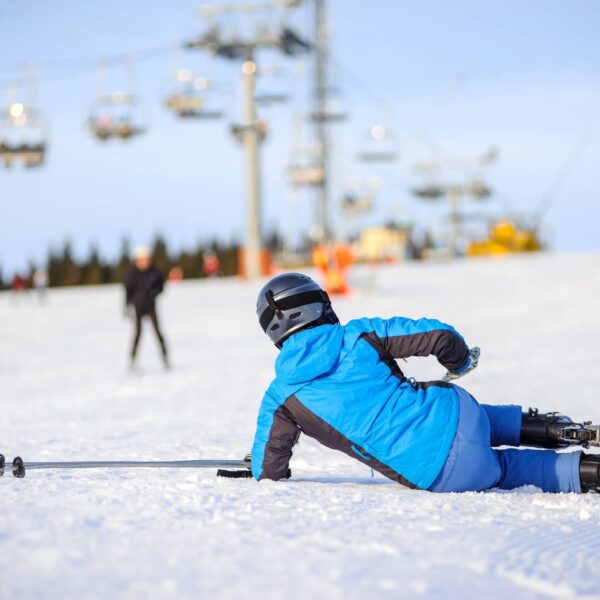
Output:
275,324,344,385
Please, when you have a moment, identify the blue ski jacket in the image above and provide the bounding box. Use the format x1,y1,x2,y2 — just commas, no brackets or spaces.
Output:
251,316,471,489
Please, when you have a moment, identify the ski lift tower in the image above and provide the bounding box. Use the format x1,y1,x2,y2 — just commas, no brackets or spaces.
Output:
186,0,310,280
312,0,329,242
412,147,498,256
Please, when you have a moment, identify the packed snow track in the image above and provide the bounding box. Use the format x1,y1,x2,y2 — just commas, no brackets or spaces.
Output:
1,253,599,599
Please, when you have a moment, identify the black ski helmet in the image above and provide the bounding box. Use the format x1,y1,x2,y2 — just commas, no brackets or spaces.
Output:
257,272,339,348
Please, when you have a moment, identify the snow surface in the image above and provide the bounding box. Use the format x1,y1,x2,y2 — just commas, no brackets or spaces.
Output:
1,252,600,599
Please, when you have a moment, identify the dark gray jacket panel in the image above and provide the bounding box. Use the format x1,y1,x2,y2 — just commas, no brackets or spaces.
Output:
259,405,301,481
381,329,469,372
285,395,417,488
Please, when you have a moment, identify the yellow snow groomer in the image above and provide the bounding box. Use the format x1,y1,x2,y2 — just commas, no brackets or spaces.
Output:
467,220,542,256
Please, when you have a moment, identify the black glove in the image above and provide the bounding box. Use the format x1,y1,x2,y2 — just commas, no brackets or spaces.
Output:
216,469,253,478
442,347,480,382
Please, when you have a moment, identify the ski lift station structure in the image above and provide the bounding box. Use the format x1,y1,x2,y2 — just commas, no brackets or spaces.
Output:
184,0,311,280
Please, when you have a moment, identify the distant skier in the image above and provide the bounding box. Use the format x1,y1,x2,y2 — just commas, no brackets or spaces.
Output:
251,272,600,493
32,267,49,303
202,251,221,278
10,273,29,304
124,247,169,369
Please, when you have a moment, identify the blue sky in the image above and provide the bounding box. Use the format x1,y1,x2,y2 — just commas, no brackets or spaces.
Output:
1,0,598,275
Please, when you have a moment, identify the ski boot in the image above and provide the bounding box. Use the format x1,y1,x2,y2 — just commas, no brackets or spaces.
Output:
521,408,600,449
579,454,600,493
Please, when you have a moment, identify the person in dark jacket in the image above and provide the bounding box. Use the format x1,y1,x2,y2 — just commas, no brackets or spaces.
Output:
124,247,169,368
251,272,600,494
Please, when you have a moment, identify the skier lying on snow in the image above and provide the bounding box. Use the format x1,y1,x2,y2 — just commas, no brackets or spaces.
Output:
251,272,600,493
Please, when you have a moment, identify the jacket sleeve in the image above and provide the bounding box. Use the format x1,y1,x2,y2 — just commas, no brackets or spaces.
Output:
367,316,470,372
251,390,301,481
124,270,135,305
149,270,164,299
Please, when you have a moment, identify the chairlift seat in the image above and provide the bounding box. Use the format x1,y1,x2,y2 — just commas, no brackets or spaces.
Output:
310,110,348,123
178,109,224,120
254,93,289,105
165,94,205,112
357,151,398,163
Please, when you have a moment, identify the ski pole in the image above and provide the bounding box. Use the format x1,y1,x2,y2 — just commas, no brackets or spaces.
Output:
0,454,252,479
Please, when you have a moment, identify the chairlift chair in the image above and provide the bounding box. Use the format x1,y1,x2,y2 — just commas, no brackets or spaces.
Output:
357,125,398,163
0,141,46,168
466,179,492,200
88,61,147,142
412,185,445,200
164,63,225,120
165,92,204,114
287,161,324,186
341,192,374,216
164,89,225,119
230,120,268,144
311,99,348,123
251,60,290,107
0,100,48,168
88,93,146,141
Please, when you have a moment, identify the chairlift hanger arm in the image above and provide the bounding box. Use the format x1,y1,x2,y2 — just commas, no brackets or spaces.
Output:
199,0,301,17
186,27,309,58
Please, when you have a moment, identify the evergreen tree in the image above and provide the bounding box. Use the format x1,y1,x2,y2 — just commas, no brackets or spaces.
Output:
112,237,132,283
60,241,82,287
176,248,203,279
152,235,169,275
40,234,246,286
82,245,104,286
265,230,283,252
27,261,36,287
218,243,239,276
47,247,62,287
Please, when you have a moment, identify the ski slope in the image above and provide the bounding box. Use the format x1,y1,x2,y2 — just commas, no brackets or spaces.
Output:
1,252,599,599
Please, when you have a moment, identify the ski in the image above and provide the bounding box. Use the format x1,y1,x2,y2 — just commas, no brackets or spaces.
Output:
0,454,251,478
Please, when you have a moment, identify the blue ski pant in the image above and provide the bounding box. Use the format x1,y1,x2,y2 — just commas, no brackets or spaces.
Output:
429,387,582,493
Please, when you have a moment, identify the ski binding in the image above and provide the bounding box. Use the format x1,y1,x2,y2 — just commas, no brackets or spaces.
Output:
559,423,600,448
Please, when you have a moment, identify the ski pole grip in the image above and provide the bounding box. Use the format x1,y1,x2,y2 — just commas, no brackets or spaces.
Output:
216,469,253,479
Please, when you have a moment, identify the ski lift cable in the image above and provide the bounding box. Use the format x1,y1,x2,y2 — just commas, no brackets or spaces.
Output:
330,55,389,112
332,54,410,155
0,40,184,88
0,3,308,87
198,0,302,18
331,54,464,162
405,74,464,152
533,129,596,224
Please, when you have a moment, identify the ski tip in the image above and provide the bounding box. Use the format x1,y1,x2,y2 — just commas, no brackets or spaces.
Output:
12,456,25,478
0,453,4,477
